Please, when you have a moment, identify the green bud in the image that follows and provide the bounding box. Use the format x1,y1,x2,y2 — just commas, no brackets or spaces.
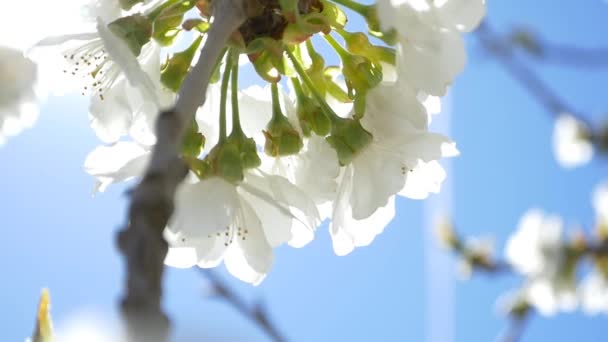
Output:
108,14,153,56
325,118,372,165
161,35,203,92
363,5,398,46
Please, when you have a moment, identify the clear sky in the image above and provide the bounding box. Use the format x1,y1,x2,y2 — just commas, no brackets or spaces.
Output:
1,0,608,341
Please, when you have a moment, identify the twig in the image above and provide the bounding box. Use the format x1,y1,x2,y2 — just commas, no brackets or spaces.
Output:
475,21,593,128
200,269,287,342
115,1,248,340
508,28,608,68
500,315,529,342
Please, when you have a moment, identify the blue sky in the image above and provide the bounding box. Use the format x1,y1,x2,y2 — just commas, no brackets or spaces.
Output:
2,0,608,341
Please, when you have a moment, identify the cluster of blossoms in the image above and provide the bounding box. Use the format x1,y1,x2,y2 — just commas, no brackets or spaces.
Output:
4,0,485,284
440,181,608,317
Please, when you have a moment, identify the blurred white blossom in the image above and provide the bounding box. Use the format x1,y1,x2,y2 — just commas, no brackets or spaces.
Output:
505,209,577,315
553,114,593,168
0,46,38,146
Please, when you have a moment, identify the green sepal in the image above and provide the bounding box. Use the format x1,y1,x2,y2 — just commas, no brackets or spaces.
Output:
278,0,299,22
296,95,331,136
228,131,262,170
264,114,304,156
283,13,331,44
184,156,212,179
152,0,196,46
181,119,205,158
161,35,203,92
247,38,286,82
325,118,372,165
342,30,396,65
320,0,347,29
108,14,153,56
120,0,145,10
210,141,245,183
324,66,351,102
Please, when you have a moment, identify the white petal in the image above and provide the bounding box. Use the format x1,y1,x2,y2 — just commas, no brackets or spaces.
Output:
84,141,150,192
350,145,405,220
96,17,158,105
435,0,486,32
330,169,396,255
169,178,240,265
399,160,447,199
224,198,273,285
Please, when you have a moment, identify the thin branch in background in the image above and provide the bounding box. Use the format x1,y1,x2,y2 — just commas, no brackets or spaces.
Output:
508,27,608,68
200,269,286,342
500,315,529,342
475,21,594,128
115,1,248,341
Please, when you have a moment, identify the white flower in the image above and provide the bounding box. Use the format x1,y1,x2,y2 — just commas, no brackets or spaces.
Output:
328,81,457,255
593,181,608,227
579,271,608,315
88,44,172,145
376,0,486,95
165,171,320,284
0,46,38,146
552,114,593,169
262,135,340,220
30,17,157,101
524,277,577,316
505,209,563,275
505,209,577,315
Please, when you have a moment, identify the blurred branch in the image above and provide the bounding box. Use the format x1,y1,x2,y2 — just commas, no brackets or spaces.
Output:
200,269,286,342
116,1,247,341
508,27,608,68
500,315,529,342
475,21,593,128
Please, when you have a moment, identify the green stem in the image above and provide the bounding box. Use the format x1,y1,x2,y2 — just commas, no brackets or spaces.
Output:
219,50,233,142
285,48,342,123
270,82,283,119
291,77,306,101
323,34,349,60
230,51,243,135
330,0,369,17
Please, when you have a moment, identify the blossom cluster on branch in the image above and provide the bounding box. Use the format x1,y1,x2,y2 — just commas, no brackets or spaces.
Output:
2,0,485,284
440,181,608,322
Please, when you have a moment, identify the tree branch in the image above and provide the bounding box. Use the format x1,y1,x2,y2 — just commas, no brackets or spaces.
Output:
115,1,248,340
200,269,287,342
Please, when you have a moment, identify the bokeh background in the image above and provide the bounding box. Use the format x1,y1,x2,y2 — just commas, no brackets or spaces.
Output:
2,0,608,341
